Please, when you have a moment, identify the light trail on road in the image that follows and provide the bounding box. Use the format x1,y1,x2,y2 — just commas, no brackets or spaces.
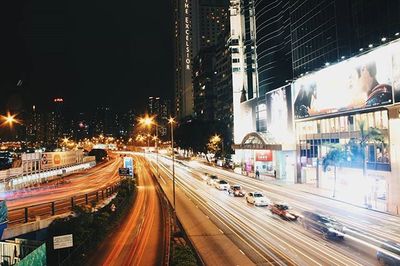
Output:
5,157,122,224
90,155,167,266
145,153,399,265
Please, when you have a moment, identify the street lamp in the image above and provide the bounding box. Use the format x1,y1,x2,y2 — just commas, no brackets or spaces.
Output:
139,115,159,177
168,117,177,230
1,112,19,127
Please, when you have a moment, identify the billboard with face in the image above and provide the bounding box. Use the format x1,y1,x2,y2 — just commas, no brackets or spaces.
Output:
293,40,400,119
266,85,293,141
393,51,400,103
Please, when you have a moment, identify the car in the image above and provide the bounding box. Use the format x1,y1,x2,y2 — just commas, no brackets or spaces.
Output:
206,175,219,186
201,173,209,181
301,211,345,240
245,192,271,206
377,241,400,266
270,202,300,221
228,185,245,197
214,180,229,190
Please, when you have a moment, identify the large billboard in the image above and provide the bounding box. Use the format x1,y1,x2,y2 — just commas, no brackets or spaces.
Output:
266,85,293,142
293,40,400,119
393,51,400,103
41,150,83,170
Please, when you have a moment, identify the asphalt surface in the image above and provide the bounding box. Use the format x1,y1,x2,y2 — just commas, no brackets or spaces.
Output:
87,156,166,266
147,153,400,266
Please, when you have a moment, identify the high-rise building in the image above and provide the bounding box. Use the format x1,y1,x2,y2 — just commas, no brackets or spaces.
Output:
290,0,400,77
173,0,229,119
197,0,229,49
193,46,217,120
254,0,292,95
92,107,113,137
215,33,233,124
73,112,90,141
25,105,45,145
159,100,171,120
148,96,161,115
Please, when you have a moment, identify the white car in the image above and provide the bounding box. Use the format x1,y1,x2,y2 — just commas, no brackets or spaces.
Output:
214,180,229,190
207,175,219,186
202,173,209,181
246,192,271,206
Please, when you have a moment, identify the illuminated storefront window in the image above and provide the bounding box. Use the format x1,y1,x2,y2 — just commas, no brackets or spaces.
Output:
296,110,390,171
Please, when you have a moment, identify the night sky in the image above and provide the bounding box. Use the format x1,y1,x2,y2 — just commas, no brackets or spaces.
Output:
0,0,173,113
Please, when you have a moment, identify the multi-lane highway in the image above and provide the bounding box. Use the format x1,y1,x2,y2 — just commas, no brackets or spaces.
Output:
87,156,168,266
4,157,122,224
147,153,400,265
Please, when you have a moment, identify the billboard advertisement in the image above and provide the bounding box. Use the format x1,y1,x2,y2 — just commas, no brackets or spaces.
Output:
41,150,83,170
293,40,400,119
266,85,293,141
393,51,400,103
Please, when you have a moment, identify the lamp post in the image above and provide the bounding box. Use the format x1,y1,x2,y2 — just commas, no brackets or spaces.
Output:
168,117,176,230
139,115,159,177
155,123,159,178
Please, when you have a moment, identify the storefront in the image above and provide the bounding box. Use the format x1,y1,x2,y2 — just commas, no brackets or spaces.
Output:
290,39,400,211
233,132,297,183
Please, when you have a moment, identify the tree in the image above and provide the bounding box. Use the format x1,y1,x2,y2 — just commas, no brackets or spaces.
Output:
175,118,228,154
352,120,384,176
348,120,384,206
322,144,348,198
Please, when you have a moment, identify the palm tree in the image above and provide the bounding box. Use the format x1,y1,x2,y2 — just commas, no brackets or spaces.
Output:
322,143,348,198
348,120,384,206
356,120,384,176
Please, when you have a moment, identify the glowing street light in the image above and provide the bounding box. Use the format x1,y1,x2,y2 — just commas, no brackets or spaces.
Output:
139,115,159,176
1,112,20,127
211,134,221,143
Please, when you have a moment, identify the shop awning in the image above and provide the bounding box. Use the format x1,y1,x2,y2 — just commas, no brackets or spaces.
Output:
233,132,282,151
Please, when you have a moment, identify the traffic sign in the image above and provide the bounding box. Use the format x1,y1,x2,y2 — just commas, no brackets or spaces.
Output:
53,234,73,250
123,157,134,177
119,168,130,176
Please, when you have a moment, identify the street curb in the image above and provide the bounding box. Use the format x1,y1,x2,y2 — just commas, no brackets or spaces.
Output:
295,188,398,217
199,160,399,217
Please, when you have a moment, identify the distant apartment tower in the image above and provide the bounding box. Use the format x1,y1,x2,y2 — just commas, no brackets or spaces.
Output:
148,96,160,115
93,107,113,136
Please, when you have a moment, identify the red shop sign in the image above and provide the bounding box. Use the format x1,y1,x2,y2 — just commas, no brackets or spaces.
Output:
256,150,273,162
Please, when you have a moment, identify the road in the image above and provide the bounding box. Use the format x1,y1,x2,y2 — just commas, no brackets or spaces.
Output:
4,157,122,224
88,155,168,266
147,153,400,265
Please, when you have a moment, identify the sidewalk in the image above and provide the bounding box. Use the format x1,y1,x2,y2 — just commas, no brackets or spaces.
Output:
197,157,390,215
261,175,388,214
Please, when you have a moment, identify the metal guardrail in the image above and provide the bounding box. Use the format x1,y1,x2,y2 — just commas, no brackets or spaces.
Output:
8,183,120,225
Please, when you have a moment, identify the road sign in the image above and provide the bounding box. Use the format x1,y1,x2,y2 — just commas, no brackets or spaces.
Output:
119,168,130,176
123,157,134,177
53,234,73,250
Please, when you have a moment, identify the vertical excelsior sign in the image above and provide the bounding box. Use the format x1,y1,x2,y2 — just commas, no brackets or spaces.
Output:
184,0,191,70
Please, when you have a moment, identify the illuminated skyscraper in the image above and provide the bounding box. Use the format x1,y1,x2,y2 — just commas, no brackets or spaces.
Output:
173,0,228,119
